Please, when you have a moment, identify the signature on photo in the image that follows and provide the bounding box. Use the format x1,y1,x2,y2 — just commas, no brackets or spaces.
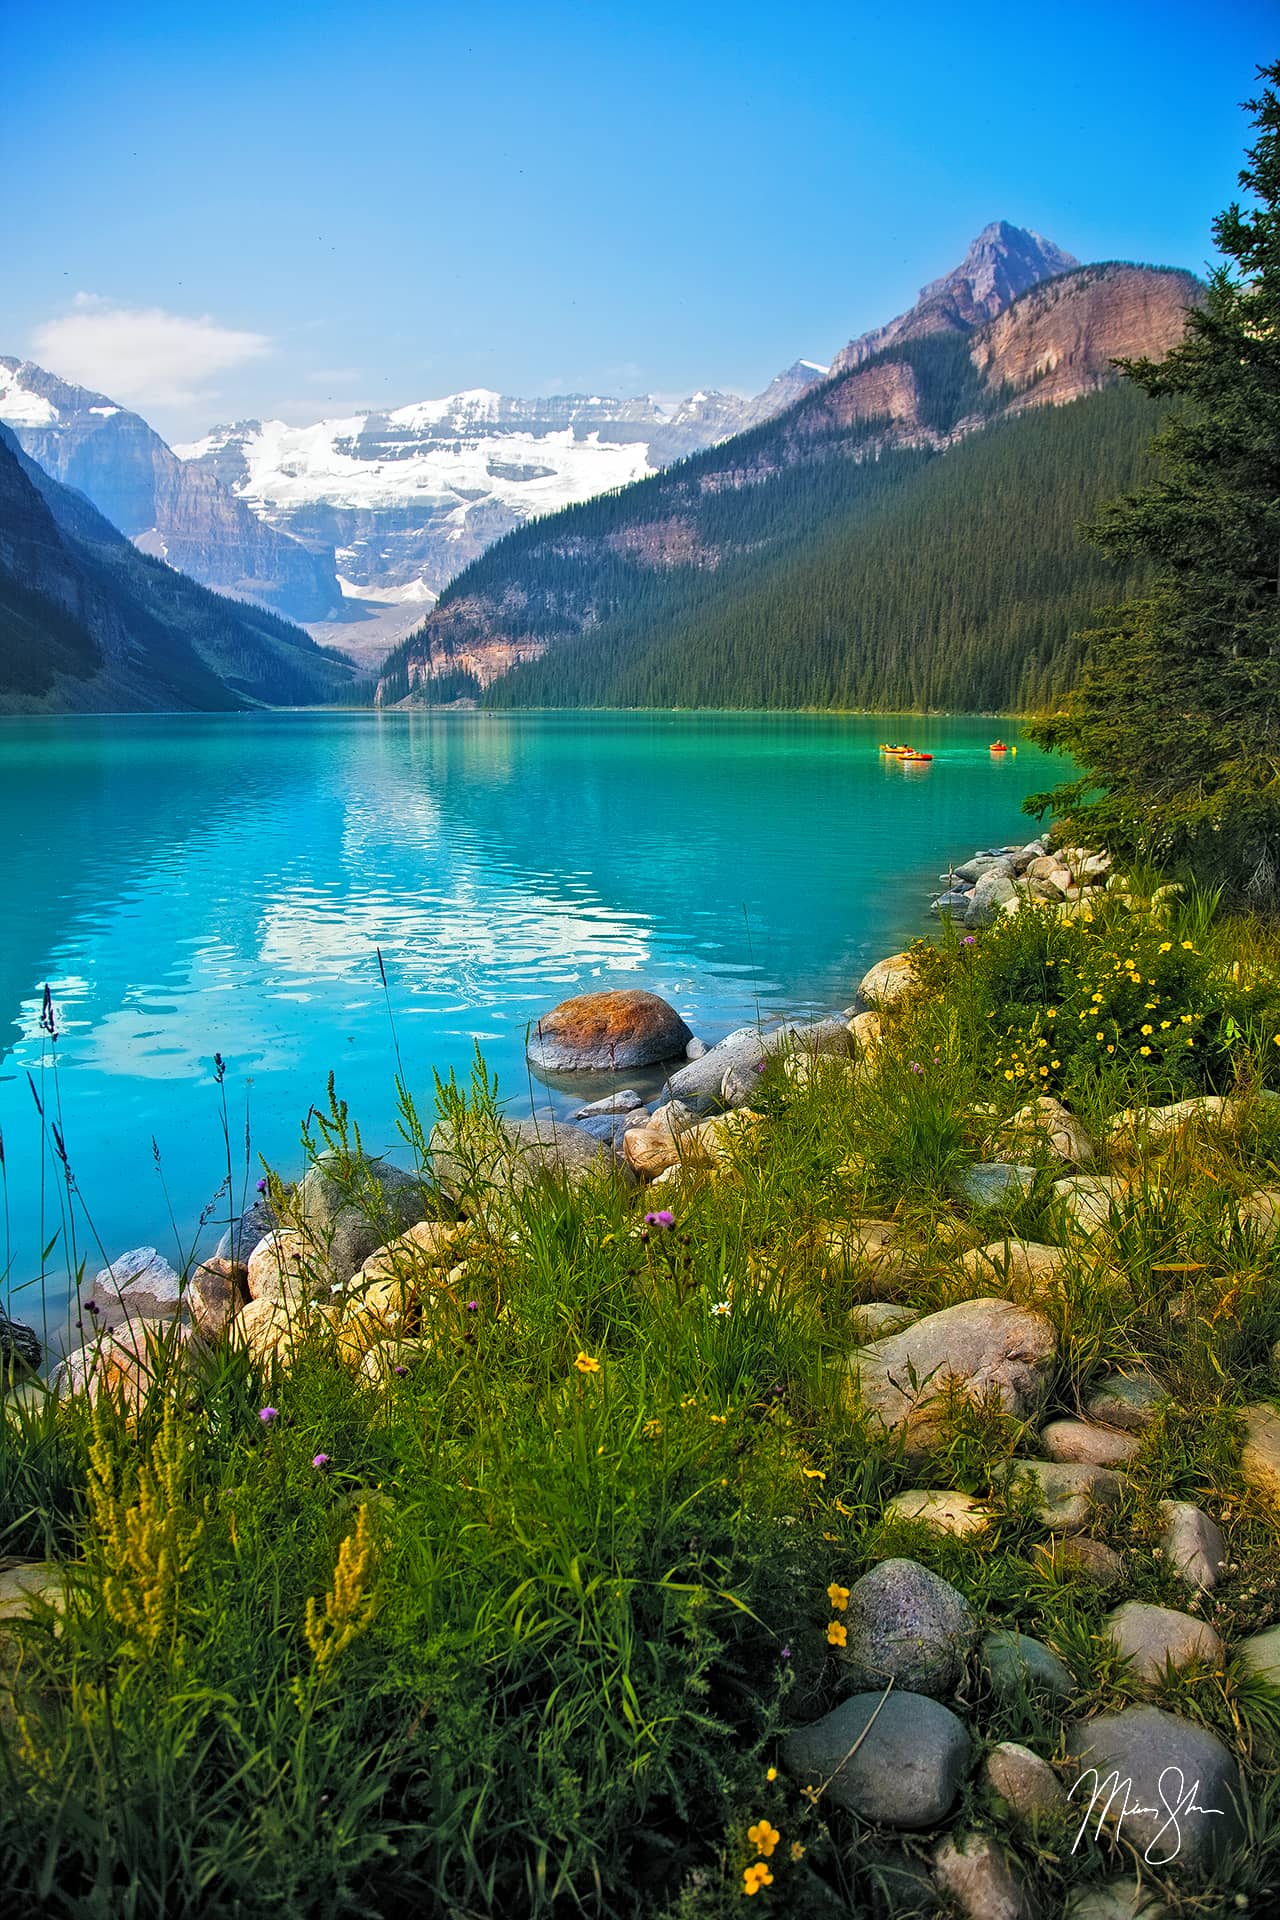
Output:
1068,1766,1226,1866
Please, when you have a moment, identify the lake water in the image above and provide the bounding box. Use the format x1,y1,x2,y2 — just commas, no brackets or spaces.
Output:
0,710,1057,1339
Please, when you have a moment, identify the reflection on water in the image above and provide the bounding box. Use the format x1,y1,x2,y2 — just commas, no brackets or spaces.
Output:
0,710,1055,1334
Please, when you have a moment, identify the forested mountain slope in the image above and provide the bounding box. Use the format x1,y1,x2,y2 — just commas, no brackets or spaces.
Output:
376,262,1197,712
0,428,357,713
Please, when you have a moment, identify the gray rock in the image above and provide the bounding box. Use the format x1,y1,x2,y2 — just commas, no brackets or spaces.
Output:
981,1629,1075,1706
932,889,972,918
294,1154,432,1286
1066,1878,1168,1920
1238,1623,1280,1687
1065,1704,1243,1871
87,1247,183,1327
851,1301,921,1341
931,1831,1035,1920
1157,1502,1225,1592
983,1741,1069,1823
954,856,1014,886
683,1036,708,1060
570,1110,643,1147
865,1849,945,1917
783,1690,973,1827
1105,1602,1224,1682
961,1240,1068,1289
1005,1096,1094,1167
215,1196,277,1264
0,1311,41,1378
1085,1370,1165,1434
1054,1176,1133,1235
849,1297,1057,1454
951,1163,1038,1208
966,870,1019,928
1032,1536,1127,1588
659,1026,766,1114
1042,1420,1140,1469
838,1557,977,1696
526,989,691,1072
571,1089,645,1117
1002,1459,1127,1532
762,1015,855,1060
430,1116,629,1205
1240,1401,1280,1503
720,1055,769,1110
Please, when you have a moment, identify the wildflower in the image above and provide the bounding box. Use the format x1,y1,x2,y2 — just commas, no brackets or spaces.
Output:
1182,940,1194,950
466,1300,479,1312
790,1842,806,1863
1159,941,1173,953
748,1820,781,1858
312,1453,331,1470
711,1300,732,1317
1096,1031,1105,1041
645,1209,676,1229
826,1619,848,1647
1140,1046,1151,1057
743,1861,774,1895
393,1365,408,1376
908,1061,923,1074
802,1467,826,1481
259,1406,279,1424
766,1765,778,1781
779,1644,791,1660
575,1352,601,1374
827,1582,850,1611
962,935,976,946
1141,1024,1153,1036
257,1177,268,1193
710,1413,727,1425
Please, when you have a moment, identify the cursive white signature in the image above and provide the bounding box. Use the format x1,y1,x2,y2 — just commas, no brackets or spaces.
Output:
1068,1766,1225,1865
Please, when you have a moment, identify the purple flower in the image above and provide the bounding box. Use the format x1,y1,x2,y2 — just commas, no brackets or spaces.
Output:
645,1210,676,1230
962,935,977,946
256,1177,268,1194
312,1453,330,1470
466,1300,479,1312
259,1406,278,1424
908,1061,923,1074
393,1365,408,1376
779,1644,792,1661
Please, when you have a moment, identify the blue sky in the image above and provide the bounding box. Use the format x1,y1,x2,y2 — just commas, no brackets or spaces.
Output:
4,0,1273,438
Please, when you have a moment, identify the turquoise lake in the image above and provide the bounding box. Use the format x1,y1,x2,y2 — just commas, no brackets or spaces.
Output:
0,710,1058,1338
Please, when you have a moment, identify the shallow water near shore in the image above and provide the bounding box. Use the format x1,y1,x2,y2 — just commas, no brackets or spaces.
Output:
0,709,1057,1339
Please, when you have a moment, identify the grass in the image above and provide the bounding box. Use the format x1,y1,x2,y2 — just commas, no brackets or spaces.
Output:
1,887,1279,1916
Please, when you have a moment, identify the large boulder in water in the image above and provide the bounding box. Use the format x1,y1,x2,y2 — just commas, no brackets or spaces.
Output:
527,990,692,1072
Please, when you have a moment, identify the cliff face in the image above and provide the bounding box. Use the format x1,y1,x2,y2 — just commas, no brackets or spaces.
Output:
0,426,357,713
973,263,1201,412
0,361,342,622
830,221,1079,374
376,260,1200,706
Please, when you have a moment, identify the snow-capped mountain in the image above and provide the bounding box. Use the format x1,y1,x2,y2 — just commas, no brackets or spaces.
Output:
173,377,827,658
0,359,341,623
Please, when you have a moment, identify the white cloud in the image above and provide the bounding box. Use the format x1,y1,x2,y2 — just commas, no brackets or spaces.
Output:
30,295,271,408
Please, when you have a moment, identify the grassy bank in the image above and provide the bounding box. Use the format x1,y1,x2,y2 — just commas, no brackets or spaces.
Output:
3,885,1280,1917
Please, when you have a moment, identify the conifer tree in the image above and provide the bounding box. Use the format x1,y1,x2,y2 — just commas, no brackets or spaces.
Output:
1027,63,1280,899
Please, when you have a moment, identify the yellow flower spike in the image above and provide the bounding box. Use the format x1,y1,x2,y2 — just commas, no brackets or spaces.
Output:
748,1821,781,1858
574,1352,601,1374
827,1583,850,1610
826,1619,848,1647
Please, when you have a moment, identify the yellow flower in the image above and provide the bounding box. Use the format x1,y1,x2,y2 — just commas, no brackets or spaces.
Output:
826,1619,848,1647
766,1765,778,1781
574,1352,601,1374
1182,940,1195,950
1096,1032,1105,1042
710,1413,727,1425
748,1820,781,1858
1140,1046,1151,1056
743,1861,774,1895
1046,1007,1057,1018
1159,940,1173,952
642,1419,663,1439
802,1468,826,1481
790,1841,806,1862
1141,1024,1153,1036
827,1583,850,1611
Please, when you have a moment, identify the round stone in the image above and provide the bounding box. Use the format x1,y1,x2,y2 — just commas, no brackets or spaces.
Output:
526,990,692,1072
839,1557,976,1695
783,1690,972,1827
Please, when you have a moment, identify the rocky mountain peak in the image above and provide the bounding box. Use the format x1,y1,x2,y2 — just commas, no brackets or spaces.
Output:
831,222,1080,375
